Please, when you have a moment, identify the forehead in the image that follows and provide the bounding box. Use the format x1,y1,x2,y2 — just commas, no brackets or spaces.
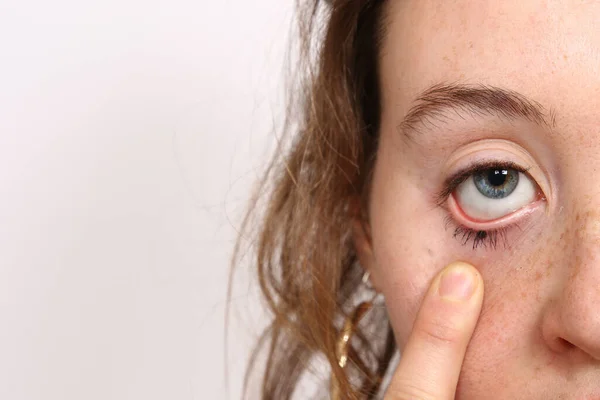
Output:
380,0,600,123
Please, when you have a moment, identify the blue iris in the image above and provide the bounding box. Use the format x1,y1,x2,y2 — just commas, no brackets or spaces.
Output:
473,169,519,199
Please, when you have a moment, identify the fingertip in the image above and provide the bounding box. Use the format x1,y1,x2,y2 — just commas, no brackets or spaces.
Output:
436,261,484,303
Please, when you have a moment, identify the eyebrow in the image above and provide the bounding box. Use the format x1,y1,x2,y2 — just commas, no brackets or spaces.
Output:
398,83,556,138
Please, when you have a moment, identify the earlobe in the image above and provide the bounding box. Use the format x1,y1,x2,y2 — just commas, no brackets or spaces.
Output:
350,200,382,292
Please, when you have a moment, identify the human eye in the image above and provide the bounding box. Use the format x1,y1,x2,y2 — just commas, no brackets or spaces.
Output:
455,164,536,220
437,160,545,249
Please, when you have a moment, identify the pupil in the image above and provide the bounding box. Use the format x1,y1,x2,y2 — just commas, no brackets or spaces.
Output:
487,169,507,187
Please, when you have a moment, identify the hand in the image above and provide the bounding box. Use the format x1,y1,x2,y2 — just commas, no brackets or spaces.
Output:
384,262,484,400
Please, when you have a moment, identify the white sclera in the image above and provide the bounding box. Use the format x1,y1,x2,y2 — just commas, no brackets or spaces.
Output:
455,171,536,221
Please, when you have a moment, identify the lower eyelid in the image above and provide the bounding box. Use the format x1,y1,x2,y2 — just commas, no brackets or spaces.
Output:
448,192,543,231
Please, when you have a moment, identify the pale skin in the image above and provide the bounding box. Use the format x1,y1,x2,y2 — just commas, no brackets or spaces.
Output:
353,0,600,399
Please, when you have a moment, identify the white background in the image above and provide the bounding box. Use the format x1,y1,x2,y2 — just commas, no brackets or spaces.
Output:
0,0,293,398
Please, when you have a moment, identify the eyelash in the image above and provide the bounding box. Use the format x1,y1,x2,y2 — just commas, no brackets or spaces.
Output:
443,216,511,250
437,160,531,250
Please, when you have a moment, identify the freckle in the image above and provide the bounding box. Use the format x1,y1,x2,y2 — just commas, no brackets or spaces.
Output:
427,248,434,257
576,214,580,222
443,56,449,62
563,54,568,61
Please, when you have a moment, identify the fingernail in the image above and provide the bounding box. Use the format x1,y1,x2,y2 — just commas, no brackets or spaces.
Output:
438,264,476,301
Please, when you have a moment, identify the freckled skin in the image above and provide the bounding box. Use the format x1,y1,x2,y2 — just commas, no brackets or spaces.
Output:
357,0,600,398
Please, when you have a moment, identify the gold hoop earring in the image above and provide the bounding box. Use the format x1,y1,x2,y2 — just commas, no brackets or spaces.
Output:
330,271,378,399
330,301,373,400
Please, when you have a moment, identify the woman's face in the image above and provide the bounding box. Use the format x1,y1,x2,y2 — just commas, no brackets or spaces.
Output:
359,0,600,398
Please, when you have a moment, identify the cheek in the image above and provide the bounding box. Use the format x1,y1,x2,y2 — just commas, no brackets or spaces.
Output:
368,135,476,345
372,204,560,397
374,213,550,341
368,171,555,349
369,184,462,347
455,267,551,398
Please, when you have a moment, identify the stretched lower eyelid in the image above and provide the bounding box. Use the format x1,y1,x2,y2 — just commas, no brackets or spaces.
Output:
448,192,541,230
442,193,543,250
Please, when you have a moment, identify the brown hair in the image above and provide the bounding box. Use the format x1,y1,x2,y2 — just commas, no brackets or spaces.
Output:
232,1,395,398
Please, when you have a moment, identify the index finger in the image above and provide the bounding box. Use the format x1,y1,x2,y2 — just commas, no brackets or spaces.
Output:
384,262,484,400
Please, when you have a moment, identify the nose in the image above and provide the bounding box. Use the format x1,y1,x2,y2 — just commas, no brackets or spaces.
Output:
541,213,600,362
